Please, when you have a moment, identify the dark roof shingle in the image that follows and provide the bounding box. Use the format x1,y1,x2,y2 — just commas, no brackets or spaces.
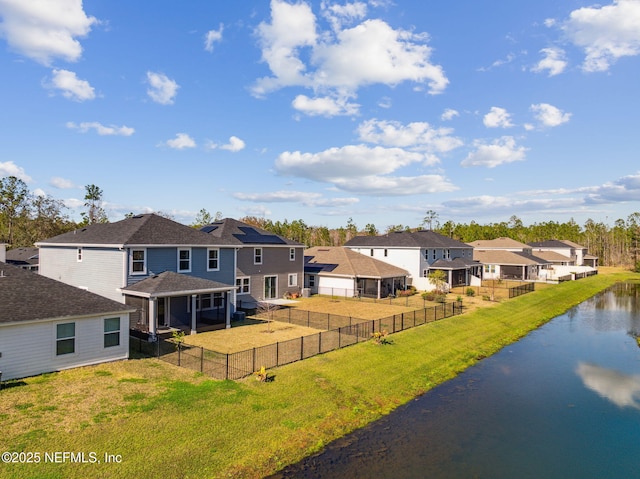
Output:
345,230,471,249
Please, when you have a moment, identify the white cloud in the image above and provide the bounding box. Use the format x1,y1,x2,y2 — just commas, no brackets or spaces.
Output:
377,96,392,108
0,161,32,182
49,176,75,189
292,94,359,116
461,136,527,168
483,107,513,128
164,133,196,149
220,136,246,152
585,172,640,202
275,144,425,182
321,1,368,31
331,174,457,196
531,47,567,76
46,69,95,101
233,190,359,207
530,103,572,127
66,121,134,136
0,0,97,65
357,118,462,158
561,0,640,72
253,0,448,116
441,108,459,121
204,24,224,52
146,71,179,105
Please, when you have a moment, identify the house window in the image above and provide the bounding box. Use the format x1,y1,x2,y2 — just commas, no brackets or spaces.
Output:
213,292,223,308
104,318,120,348
56,322,75,356
384,249,388,257
77,247,83,262
200,294,212,310
178,248,191,272
445,249,451,259
370,249,374,256
130,249,146,274
236,277,250,294
289,248,295,261
288,273,298,287
207,248,219,271
423,269,428,277
432,250,436,260
254,248,263,265
308,275,315,287
484,264,496,273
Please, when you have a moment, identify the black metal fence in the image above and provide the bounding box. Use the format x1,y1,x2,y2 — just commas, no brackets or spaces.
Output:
131,301,463,380
508,282,535,298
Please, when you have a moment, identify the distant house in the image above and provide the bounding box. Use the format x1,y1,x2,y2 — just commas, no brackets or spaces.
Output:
467,238,551,281
5,247,39,271
528,240,599,268
0,263,134,381
304,246,409,299
200,218,304,309
345,230,480,291
36,214,237,338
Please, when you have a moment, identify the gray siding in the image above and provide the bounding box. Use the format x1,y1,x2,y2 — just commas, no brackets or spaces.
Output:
0,314,129,381
39,246,126,303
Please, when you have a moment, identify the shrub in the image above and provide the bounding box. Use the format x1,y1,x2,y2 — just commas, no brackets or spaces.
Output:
465,287,475,297
422,291,436,301
434,294,447,303
371,330,392,345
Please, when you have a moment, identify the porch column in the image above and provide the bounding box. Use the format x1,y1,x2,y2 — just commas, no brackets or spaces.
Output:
149,297,157,340
225,291,231,329
377,280,381,299
167,296,171,328
191,294,197,335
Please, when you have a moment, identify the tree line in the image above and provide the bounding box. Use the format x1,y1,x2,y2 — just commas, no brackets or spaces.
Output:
2,176,638,269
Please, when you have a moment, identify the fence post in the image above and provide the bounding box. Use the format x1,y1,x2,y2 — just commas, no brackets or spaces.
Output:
178,343,181,367
338,326,341,349
200,346,204,372
327,313,330,331
225,353,229,380
252,347,256,374
301,336,304,360
277,342,280,366
319,332,322,354
308,310,310,328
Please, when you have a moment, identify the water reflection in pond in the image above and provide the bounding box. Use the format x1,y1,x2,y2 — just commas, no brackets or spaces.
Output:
271,283,640,479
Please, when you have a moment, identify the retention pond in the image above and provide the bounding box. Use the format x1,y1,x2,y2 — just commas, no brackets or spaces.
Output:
272,282,640,479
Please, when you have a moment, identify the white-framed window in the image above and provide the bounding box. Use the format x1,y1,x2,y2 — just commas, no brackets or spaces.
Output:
289,248,295,261
178,248,191,272
308,275,315,287
484,264,496,273
56,322,75,356
423,269,428,277
236,277,250,294
194,293,223,311
104,317,120,348
254,248,263,265
445,249,451,259
288,273,298,287
432,249,436,260
77,247,83,262
130,249,146,275
207,248,219,271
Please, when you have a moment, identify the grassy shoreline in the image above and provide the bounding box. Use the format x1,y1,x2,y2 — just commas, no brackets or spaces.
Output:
1,269,638,479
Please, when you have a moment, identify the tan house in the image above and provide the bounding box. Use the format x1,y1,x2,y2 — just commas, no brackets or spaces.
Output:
467,237,550,281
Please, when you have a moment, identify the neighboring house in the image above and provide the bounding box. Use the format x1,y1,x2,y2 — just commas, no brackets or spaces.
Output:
36,214,237,338
5,246,39,271
0,263,134,381
528,239,598,280
467,238,551,281
304,246,409,299
528,240,599,268
200,218,304,309
0,243,5,263
345,230,480,291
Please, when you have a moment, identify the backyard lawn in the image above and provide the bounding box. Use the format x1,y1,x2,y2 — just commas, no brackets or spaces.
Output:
1,268,633,479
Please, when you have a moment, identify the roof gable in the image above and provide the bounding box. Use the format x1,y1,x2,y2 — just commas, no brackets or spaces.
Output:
305,247,408,278
37,214,234,247
122,271,234,297
0,264,132,324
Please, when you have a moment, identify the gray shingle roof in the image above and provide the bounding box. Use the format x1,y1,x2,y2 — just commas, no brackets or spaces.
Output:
345,230,471,249
36,214,235,247
200,218,303,246
0,263,133,324
122,271,234,297
5,247,39,265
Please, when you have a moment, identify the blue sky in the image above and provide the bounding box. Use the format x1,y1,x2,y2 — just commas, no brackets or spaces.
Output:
1,0,639,230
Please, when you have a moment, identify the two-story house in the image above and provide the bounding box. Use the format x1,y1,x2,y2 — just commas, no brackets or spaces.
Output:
200,218,304,309
36,214,238,338
528,240,598,268
467,237,551,281
345,230,480,291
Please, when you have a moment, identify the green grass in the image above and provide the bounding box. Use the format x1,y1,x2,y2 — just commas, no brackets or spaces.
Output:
0,269,637,479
